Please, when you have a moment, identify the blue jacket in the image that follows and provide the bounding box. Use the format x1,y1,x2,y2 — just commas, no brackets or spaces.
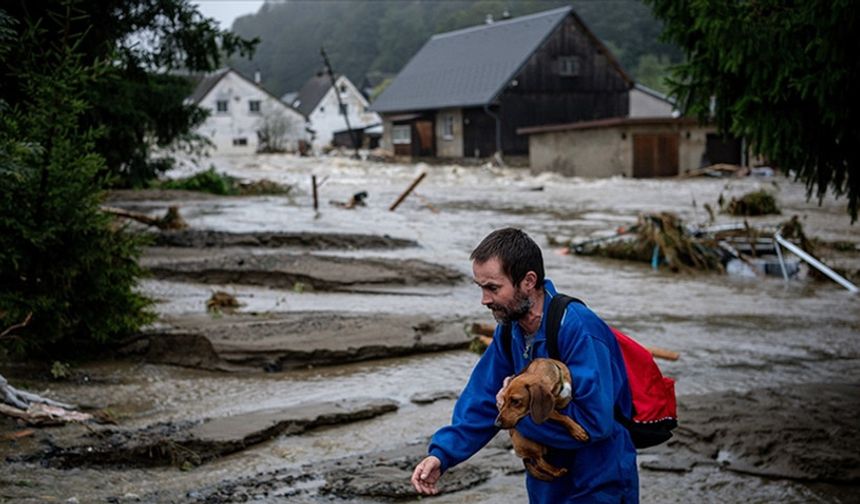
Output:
429,279,638,503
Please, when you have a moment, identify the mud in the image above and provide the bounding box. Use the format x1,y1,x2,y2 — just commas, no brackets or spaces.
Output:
643,383,860,483
164,383,860,503
146,252,463,292
150,229,418,250
190,435,518,503
23,398,397,470
124,313,473,371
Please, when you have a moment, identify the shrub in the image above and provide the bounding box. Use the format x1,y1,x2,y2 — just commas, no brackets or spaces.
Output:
0,13,153,358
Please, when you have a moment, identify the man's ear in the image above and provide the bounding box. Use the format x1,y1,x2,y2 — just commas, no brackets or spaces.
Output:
520,271,538,291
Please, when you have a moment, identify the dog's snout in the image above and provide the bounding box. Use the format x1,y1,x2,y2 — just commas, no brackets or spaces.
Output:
494,415,503,428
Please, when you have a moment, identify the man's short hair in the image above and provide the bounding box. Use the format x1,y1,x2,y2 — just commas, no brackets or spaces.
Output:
470,227,545,287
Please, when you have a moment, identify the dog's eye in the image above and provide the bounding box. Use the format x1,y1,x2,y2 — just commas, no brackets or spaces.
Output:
510,398,520,406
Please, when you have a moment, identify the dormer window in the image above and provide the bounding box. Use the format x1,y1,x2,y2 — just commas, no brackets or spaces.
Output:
557,56,581,77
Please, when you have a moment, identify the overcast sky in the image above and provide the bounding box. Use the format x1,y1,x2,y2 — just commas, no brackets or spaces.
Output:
192,0,265,30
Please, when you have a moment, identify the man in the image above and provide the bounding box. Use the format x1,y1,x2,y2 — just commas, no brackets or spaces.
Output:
411,227,638,502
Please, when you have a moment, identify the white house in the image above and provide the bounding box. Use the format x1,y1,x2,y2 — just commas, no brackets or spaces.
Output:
291,72,381,150
187,68,308,155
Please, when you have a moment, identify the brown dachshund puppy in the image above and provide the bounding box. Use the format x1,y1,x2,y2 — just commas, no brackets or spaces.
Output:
495,358,589,480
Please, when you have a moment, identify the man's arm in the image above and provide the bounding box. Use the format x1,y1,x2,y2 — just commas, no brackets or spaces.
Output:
423,325,514,473
516,308,617,450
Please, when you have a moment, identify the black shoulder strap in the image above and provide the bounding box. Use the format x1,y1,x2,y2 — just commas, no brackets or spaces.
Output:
500,323,513,363
545,294,585,360
497,293,585,362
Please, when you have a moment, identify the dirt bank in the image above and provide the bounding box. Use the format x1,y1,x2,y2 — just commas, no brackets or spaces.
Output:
123,312,474,371
150,229,418,250
18,398,397,470
145,252,464,292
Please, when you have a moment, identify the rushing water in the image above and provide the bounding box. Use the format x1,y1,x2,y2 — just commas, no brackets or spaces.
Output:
3,154,858,503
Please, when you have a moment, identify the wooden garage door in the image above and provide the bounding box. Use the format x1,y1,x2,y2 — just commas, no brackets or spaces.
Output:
414,120,435,157
633,133,679,178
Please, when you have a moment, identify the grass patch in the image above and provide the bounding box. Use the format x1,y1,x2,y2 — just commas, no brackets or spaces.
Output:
156,167,292,196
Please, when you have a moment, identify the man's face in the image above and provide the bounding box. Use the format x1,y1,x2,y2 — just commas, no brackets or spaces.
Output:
473,257,531,324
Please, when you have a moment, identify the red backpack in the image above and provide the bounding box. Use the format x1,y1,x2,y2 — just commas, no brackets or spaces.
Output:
500,294,678,448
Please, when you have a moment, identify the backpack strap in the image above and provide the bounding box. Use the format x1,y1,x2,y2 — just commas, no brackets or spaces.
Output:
499,322,513,364
545,294,585,360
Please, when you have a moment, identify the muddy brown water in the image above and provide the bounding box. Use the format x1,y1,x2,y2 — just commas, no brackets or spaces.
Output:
2,155,859,503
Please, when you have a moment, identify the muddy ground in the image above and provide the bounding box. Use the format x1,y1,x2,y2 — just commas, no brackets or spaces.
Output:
2,155,859,503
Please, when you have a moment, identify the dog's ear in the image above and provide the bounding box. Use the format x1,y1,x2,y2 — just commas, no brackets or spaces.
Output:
528,383,554,424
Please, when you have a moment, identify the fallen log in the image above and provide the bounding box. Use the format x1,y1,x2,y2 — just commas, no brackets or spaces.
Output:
102,205,187,230
389,172,427,211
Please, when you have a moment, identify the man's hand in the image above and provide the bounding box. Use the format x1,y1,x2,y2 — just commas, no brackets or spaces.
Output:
411,455,442,495
496,375,513,410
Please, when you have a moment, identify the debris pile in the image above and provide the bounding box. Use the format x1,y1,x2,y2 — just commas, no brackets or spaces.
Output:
574,213,724,273
570,212,858,292
725,190,780,216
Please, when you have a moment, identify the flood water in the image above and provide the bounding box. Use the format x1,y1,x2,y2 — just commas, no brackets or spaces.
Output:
3,154,859,503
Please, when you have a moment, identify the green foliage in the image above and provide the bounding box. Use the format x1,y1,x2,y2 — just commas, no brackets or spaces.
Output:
1,1,257,188
0,7,153,358
156,168,292,196
159,167,239,195
645,0,860,221
725,190,780,217
50,361,72,380
230,0,681,97
633,54,673,95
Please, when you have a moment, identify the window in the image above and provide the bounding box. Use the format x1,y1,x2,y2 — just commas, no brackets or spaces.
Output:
557,56,581,77
249,100,261,113
392,125,411,145
232,138,248,146
442,115,454,140
216,100,228,113
339,103,348,116
339,84,347,94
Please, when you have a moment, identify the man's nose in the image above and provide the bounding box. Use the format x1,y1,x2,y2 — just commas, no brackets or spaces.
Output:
481,291,493,306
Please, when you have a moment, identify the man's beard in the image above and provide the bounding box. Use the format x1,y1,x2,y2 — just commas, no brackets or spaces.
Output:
488,288,532,324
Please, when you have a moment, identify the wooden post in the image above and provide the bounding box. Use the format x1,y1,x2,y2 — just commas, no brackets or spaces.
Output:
389,172,427,211
312,175,318,211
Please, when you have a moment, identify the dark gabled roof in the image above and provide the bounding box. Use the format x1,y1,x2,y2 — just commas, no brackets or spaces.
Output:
187,68,231,105
295,72,337,116
372,6,631,114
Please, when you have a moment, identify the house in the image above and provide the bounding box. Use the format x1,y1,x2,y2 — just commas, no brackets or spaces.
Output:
291,72,381,150
187,68,308,154
371,6,632,159
517,117,746,178
519,83,746,178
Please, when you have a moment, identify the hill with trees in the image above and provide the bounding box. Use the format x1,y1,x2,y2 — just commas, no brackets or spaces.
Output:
229,0,681,97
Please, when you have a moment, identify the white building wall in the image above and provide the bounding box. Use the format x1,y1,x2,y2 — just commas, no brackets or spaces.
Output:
197,71,307,155
629,87,675,118
308,76,381,149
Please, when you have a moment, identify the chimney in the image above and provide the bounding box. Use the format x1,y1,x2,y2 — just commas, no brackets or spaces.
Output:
485,13,494,24
254,70,261,84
